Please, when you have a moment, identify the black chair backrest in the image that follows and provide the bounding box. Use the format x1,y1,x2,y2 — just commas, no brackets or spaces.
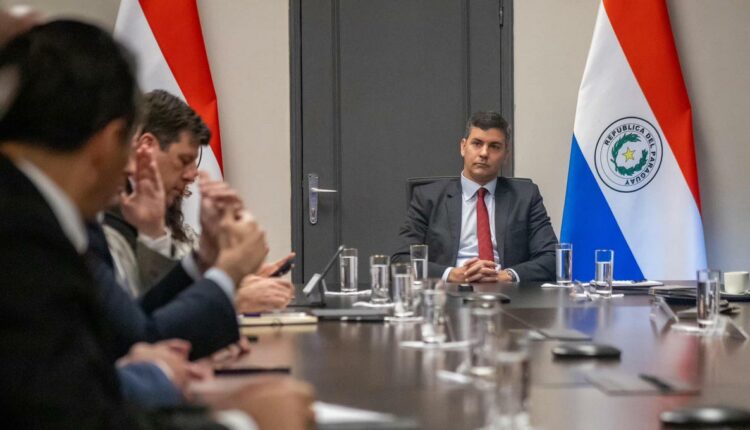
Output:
405,176,458,210
405,176,532,210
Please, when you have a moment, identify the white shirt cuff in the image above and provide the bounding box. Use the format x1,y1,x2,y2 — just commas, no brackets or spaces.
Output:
213,410,258,430
442,267,453,282
137,231,172,257
205,268,236,302
507,268,520,282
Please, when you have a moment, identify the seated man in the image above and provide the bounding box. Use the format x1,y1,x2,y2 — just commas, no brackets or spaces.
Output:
0,20,313,429
393,111,557,283
105,89,293,313
88,143,265,359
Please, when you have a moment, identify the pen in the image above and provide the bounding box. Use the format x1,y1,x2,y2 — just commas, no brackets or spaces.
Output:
215,367,292,376
639,374,673,393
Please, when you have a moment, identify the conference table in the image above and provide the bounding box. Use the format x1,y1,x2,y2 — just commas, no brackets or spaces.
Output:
194,281,750,429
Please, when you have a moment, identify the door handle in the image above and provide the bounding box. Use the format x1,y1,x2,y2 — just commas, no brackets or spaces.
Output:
308,173,337,225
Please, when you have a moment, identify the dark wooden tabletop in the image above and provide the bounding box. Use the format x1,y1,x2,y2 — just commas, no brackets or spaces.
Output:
194,281,750,430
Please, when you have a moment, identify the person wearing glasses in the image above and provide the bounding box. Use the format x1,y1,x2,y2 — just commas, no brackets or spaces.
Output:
103,90,294,311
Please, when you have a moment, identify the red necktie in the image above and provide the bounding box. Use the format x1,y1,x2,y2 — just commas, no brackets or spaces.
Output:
476,188,494,262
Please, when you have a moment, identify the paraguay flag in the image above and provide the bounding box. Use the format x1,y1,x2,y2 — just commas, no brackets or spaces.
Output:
114,0,224,230
561,0,706,281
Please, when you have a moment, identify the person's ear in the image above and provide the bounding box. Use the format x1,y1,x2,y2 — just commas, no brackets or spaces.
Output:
460,138,467,157
137,132,160,151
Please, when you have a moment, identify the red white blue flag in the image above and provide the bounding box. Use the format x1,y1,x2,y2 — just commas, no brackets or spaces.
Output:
561,0,706,281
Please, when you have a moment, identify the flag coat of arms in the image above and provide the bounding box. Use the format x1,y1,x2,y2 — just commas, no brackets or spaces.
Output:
114,0,223,229
561,0,707,281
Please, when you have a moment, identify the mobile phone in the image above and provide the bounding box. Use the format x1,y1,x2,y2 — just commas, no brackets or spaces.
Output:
270,258,294,277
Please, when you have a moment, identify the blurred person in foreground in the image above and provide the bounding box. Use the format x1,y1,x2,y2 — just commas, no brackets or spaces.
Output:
0,19,313,429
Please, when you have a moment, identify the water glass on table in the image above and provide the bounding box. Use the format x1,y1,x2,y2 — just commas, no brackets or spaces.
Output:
369,255,390,303
391,263,415,319
468,298,501,379
410,244,428,286
492,333,531,430
697,269,721,328
555,243,573,286
339,248,358,293
594,249,614,298
419,279,447,343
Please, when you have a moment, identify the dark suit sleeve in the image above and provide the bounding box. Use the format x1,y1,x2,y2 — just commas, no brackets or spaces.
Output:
139,263,195,313
118,363,183,409
0,231,137,429
92,255,239,360
146,276,240,359
392,185,450,278
506,185,557,281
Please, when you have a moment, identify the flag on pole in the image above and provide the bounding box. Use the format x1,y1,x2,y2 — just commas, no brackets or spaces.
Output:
114,0,223,229
561,0,706,281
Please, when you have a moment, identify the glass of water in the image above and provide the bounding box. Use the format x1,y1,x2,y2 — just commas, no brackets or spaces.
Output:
391,263,414,318
419,280,447,344
339,248,358,293
594,249,614,298
697,269,721,328
468,298,501,378
492,332,531,429
410,244,428,286
555,243,573,286
369,255,390,303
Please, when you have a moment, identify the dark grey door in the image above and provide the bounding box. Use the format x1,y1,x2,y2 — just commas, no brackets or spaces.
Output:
290,0,514,285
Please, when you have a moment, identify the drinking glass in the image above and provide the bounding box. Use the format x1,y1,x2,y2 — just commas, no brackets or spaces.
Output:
697,269,721,327
339,248,358,293
492,333,531,430
469,298,501,378
391,263,414,318
369,255,390,303
410,244,428,286
419,280,447,343
594,249,614,298
555,243,573,286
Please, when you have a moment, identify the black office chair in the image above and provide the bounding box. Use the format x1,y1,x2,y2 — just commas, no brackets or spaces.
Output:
405,176,458,210
405,176,531,210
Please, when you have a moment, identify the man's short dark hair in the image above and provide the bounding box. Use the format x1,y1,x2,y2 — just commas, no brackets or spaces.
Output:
0,20,139,152
463,111,511,140
140,89,211,149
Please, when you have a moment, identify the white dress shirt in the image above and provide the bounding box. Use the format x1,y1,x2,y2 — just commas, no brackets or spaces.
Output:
441,172,519,282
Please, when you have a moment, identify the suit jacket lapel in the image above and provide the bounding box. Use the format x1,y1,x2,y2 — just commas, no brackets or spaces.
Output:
445,180,462,264
494,177,509,265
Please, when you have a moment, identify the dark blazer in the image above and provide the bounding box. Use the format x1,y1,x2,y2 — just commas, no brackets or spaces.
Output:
118,363,183,409
0,156,231,430
86,223,240,360
392,177,558,281
0,155,137,429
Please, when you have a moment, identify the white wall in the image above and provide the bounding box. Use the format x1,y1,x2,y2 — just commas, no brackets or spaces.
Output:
6,0,292,262
515,0,750,272
197,1,291,263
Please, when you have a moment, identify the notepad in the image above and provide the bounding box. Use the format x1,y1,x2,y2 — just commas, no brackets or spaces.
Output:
237,312,318,326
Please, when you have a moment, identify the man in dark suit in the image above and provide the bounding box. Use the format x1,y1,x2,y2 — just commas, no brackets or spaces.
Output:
393,111,557,283
0,20,313,429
